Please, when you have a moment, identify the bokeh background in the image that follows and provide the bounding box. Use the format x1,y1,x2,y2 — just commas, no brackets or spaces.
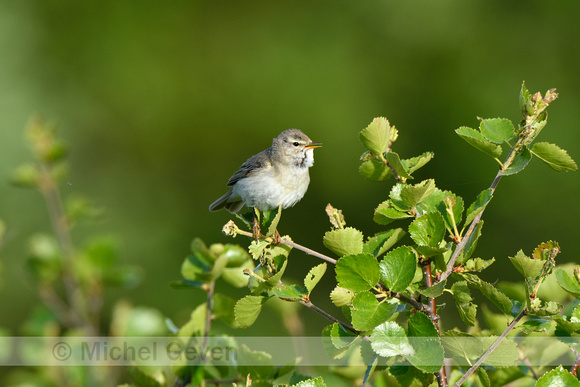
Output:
1,1,579,337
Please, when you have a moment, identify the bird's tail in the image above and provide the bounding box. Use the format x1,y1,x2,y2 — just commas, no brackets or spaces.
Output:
209,190,244,213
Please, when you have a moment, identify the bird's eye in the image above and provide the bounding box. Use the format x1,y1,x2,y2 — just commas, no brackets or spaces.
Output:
293,142,300,147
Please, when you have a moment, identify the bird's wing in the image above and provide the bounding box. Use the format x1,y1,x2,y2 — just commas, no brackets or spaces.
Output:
226,149,272,187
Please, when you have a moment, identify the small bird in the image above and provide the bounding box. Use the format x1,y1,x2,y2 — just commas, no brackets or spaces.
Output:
209,129,321,237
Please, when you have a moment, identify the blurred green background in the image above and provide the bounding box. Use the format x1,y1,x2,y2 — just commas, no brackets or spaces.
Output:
1,1,579,336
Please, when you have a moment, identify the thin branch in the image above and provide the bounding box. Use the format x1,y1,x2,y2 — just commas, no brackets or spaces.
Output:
454,308,527,387
300,299,369,341
439,167,504,283
281,238,337,265
202,281,215,352
423,261,447,387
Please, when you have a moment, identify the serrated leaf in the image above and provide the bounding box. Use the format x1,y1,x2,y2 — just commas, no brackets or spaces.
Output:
359,159,392,182
386,151,412,180
330,323,357,348
360,117,391,155
402,151,434,175
509,250,545,279
456,126,502,159
464,189,493,227
351,291,398,331
479,118,515,144
555,267,580,298
336,253,380,292
463,257,495,272
234,295,269,328
553,315,580,335
323,227,364,257
472,279,513,315
373,200,411,225
418,280,446,298
409,212,445,247
457,220,484,264
532,142,578,172
477,367,491,387
292,376,328,387
536,365,580,387
451,281,477,326
370,322,414,358
265,207,283,237
363,228,406,258
248,255,288,295
304,263,327,295
325,203,346,229
330,286,354,308
406,312,444,373
273,283,307,300
394,179,436,209
379,246,417,293
520,81,532,116
322,324,350,360
503,146,532,175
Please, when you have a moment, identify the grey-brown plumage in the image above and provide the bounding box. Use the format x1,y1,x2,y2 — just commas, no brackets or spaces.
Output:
209,129,321,213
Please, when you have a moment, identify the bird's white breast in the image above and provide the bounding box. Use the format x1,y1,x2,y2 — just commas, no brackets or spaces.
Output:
232,164,311,211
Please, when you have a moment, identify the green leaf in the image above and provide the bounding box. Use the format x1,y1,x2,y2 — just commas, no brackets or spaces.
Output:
479,118,515,144
128,366,165,387
379,246,417,293
464,189,493,227
329,286,354,308
531,142,578,172
520,81,532,116
463,257,495,272
455,126,502,159
363,228,406,258
330,322,358,349
360,117,391,155
442,330,483,365
385,151,412,180
536,366,580,387
555,267,580,298
322,324,350,360
471,279,513,315
265,206,283,237
509,250,545,279
221,259,255,288
237,344,274,380
272,283,307,300
304,263,327,295
406,312,444,373
212,293,236,326
418,279,446,298
359,159,392,182
503,146,532,175
373,200,412,225
409,212,445,247
401,151,434,175
451,281,477,326
292,376,328,387
394,179,436,209
351,291,398,331
234,295,269,328
389,365,435,387
480,336,518,367
335,253,380,292
370,321,414,358
248,255,288,295
323,227,364,257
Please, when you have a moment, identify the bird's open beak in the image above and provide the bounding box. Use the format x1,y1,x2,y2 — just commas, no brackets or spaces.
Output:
306,142,322,150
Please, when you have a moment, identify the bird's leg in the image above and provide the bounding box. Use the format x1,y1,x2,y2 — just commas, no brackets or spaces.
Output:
272,205,282,245
252,208,261,240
